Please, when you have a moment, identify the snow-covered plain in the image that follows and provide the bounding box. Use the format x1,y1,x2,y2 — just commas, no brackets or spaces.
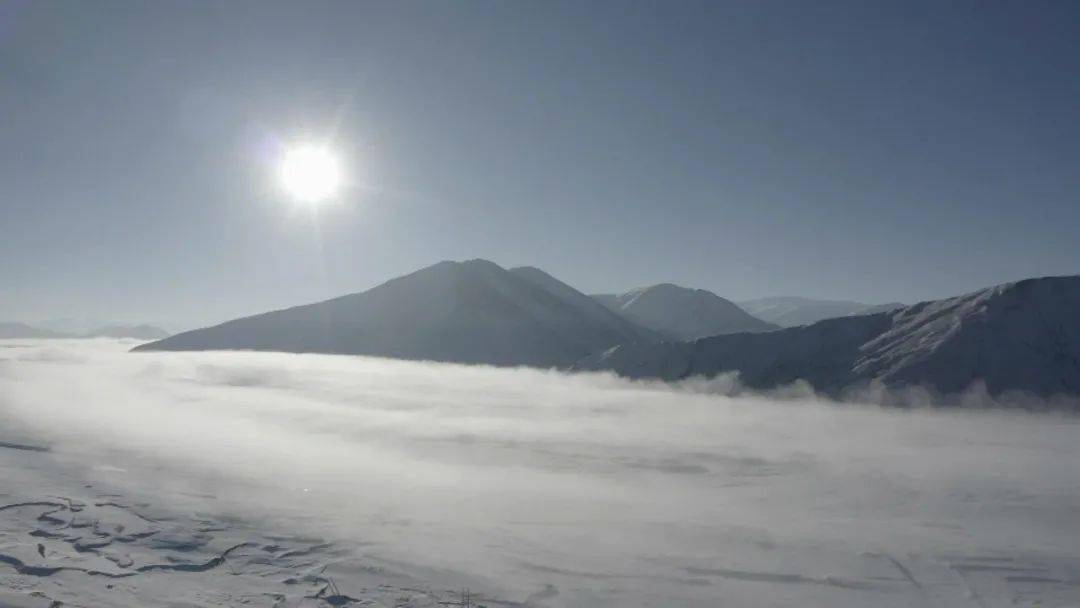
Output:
1,339,1079,607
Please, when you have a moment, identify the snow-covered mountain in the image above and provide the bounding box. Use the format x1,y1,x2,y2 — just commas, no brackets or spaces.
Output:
508,266,661,340
134,259,655,367
592,284,777,340
578,275,1080,398
738,296,904,327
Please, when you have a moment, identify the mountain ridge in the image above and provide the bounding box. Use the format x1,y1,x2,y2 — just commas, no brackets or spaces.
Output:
739,296,905,327
592,283,777,340
134,259,656,368
0,322,71,339
577,275,1080,398
132,261,1080,399
0,322,170,340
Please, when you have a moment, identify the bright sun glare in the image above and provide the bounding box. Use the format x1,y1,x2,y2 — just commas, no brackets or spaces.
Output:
279,145,342,203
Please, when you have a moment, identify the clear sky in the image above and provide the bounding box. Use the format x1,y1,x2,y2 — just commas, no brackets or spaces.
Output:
3,1,1078,329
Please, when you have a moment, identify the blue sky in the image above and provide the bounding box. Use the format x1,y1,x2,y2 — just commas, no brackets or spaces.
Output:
2,1,1078,328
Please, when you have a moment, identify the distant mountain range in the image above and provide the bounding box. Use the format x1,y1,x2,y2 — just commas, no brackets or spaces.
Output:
0,322,72,339
0,322,170,340
592,284,777,340
738,296,905,327
133,261,1080,399
86,325,171,340
579,276,1080,398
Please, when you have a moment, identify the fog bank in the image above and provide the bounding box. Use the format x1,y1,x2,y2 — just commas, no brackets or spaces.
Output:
2,339,1078,607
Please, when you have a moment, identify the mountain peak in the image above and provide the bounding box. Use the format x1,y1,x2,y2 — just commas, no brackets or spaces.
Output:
593,283,777,340
135,260,654,367
457,258,503,269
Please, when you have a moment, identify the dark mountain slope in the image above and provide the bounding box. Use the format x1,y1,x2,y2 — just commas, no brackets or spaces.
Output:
578,276,1080,398
135,259,655,368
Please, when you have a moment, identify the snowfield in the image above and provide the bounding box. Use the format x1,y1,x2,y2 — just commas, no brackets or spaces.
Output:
1,339,1079,607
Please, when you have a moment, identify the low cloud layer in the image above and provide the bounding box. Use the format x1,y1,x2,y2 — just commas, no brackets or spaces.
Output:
1,339,1079,606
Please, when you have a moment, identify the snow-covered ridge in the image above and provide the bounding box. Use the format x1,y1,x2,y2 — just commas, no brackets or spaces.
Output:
738,296,905,327
592,283,777,340
578,275,1080,398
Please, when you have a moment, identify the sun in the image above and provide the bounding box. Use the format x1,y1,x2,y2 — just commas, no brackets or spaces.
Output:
278,145,342,203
